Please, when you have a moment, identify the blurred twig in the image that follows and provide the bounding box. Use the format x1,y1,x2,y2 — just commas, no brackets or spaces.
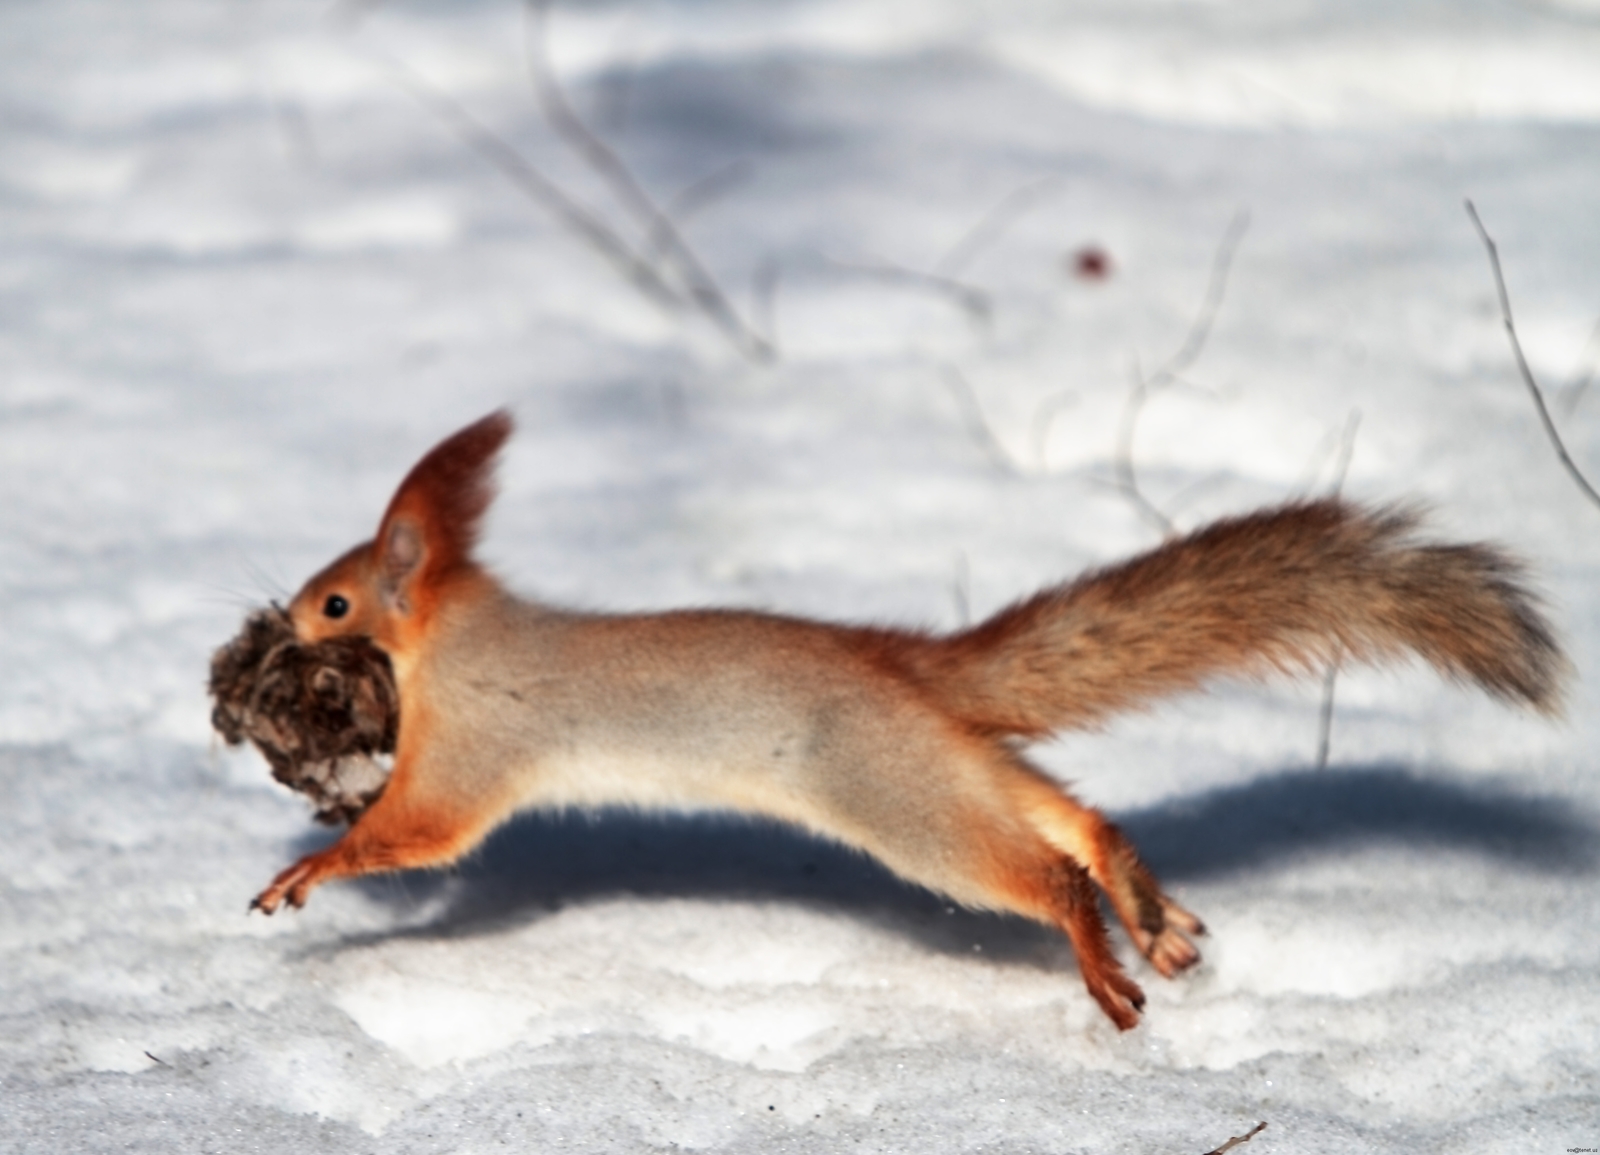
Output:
1297,408,1362,494
826,255,992,325
943,366,1026,474
1313,655,1341,770
525,0,772,361
1114,210,1250,537
934,177,1058,279
824,179,1061,345
1200,1121,1267,1155
1314,409,1360,770
952,550,972,627
1149,210,1251,393
750,256,783,357
641,159,757,269
382,59,682,310
1115,357,1180,536
1465,199,1600,512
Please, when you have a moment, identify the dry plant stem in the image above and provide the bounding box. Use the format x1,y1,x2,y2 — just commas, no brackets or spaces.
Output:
1113,376,1177,533
827,256,992,324
1465,199,1600,512
1115,363,1179,537
952,550,972,627
1150,209,1251,392
1113,209,1251,538
1314,409,1360,769
828,178,1058,331
943,366,1026,474
525,0,772,362
383,60,681,312
1329,408,1362,492
640,159,756,270
934,176,1058,279
1201,1121,1268,1155
1314,651,1341,770
750,256,782,356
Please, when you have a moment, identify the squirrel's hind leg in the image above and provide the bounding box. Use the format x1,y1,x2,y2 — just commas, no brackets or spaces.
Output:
1035,855,1149,1029
1005,761,1204,979
964,832,1148,1029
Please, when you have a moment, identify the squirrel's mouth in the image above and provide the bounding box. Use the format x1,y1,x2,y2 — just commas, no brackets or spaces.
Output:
209,605,400,825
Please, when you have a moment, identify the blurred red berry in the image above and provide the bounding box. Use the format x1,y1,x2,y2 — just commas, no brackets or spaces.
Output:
1071,246,1112,281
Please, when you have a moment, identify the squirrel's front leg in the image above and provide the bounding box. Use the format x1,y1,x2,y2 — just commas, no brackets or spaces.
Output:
251,779,489,914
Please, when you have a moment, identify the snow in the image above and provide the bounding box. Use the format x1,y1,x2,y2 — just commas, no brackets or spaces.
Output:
3,0,1600,1151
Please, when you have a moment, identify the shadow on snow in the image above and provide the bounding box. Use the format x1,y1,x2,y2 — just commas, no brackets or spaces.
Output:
311,761,1596,963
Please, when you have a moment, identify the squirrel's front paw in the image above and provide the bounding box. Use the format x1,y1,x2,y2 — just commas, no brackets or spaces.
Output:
249,856,321,914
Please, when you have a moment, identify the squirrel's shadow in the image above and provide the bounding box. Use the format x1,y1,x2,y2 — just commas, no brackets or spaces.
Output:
321,762,1595,962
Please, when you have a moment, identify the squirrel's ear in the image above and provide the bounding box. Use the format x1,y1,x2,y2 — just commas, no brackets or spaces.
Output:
374,410,514,595
377,517,425,609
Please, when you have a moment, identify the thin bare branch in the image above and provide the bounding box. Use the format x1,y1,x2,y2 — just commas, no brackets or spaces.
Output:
1201,1121,1267,1155
524,0,772,361
952,551,972,627
748,255,780,355
825,255,992,325
1149,209,1250,391
1112,210,1251,538
934,177,1058,279
381,59,681,311
813,179,1050,329
750,256,783,358
524,0,663,241
943,366,1025,474
1465,199,1600,512
1330,407,1361,492
1314,408,1359,770
640,159,757,269
1314,652,1341,770
1114,363,1179,537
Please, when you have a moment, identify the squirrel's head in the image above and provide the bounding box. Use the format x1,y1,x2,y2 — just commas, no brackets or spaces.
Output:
288,410,514,654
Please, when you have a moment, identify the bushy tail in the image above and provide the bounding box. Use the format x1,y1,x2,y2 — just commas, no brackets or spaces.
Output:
875,500,1566,739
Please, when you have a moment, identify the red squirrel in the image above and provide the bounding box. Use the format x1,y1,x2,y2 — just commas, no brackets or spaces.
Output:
251,410,1566,1029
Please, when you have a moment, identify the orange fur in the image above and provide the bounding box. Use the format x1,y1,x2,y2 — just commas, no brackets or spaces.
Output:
252,411,1568,1030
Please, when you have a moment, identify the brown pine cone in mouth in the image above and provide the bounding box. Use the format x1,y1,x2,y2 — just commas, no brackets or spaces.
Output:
208,607,399,825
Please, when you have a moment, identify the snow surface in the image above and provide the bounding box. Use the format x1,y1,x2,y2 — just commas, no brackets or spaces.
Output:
3,0,1600,1151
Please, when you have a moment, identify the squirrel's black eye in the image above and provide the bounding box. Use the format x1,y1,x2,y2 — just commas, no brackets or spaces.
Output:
323,594,350,619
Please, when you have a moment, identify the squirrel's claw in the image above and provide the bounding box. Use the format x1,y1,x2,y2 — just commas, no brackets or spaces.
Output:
250,856,320,915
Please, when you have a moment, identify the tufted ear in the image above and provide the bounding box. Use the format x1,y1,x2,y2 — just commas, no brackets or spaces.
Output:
373,410,514,607
376,517,425,609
